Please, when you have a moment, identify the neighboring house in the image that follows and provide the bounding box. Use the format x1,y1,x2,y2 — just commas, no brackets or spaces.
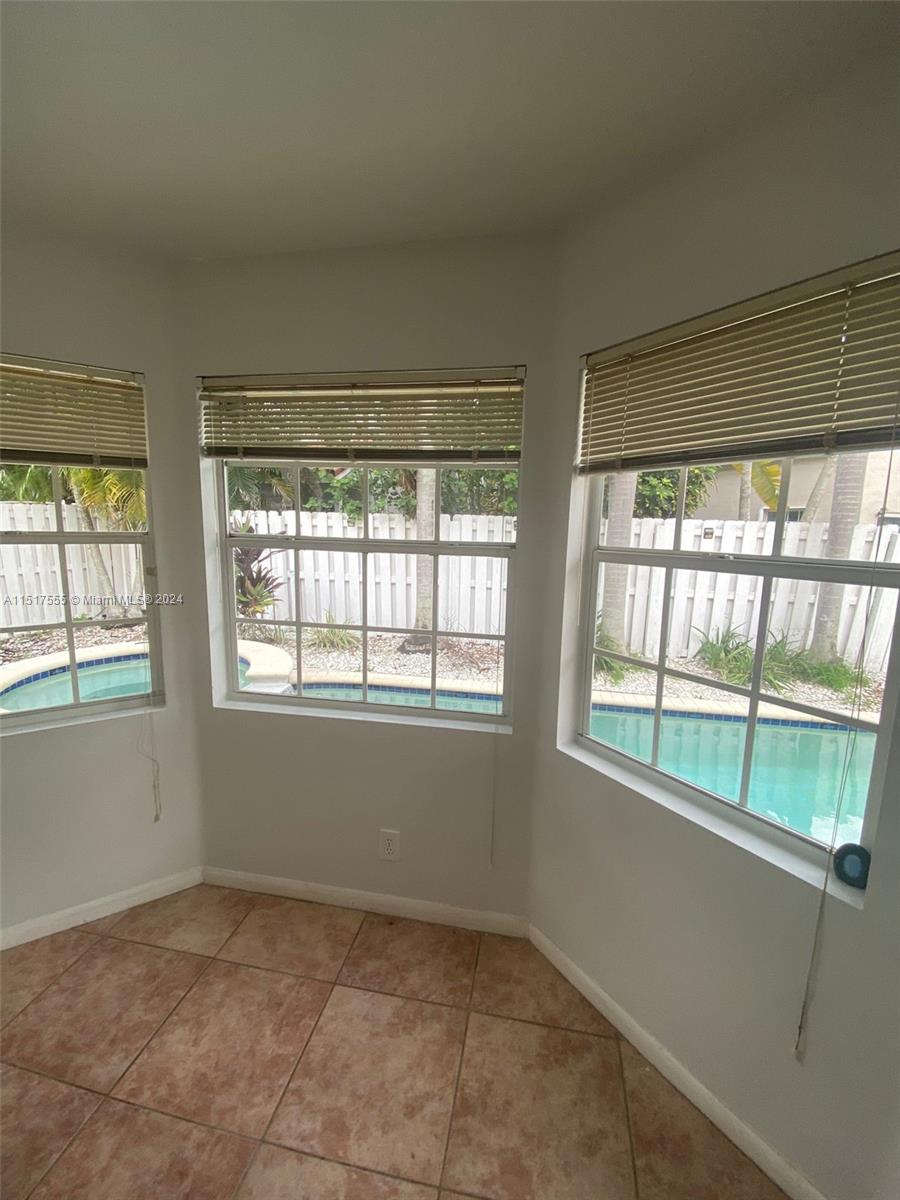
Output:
693,448,900,523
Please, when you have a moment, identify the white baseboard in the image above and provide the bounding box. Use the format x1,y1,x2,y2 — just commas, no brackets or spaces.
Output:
529,926,826,1200
0,867,204,950
202,866,528,936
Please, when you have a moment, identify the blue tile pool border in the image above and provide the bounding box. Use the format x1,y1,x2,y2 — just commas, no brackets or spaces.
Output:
591,701,856,732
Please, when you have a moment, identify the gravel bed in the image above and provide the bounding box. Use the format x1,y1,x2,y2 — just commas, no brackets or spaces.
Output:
595,657,884,719
0,623,144,664
240,626,502,682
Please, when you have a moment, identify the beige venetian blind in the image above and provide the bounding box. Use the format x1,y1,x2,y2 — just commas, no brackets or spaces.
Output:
578,254,900,473
199,367,525,461
0,355,147,468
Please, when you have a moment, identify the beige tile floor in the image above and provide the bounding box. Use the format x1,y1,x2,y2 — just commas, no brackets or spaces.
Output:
0,885,788,1200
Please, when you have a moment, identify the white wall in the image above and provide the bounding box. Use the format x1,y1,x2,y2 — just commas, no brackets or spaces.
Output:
176,235,557,918
0,229,206,925
534,59,900,1200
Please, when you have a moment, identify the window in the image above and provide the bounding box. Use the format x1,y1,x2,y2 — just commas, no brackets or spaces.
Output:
200,369,523,722
0,356,162,725
573,256,900,852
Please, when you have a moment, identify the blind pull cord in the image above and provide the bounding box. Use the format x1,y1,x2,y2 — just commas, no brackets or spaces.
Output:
793,382,900,1061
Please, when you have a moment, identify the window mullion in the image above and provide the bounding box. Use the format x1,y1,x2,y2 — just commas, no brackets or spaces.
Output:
49,468,80,705
431,552,439,708
651,565,674,766
770,457,792,555
737,575,773,808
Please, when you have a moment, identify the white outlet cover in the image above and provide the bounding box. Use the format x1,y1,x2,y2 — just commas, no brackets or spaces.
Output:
379,828,401,861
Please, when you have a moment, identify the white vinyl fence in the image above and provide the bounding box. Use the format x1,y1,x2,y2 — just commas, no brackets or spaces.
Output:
0,505,511,635
603,518,900,673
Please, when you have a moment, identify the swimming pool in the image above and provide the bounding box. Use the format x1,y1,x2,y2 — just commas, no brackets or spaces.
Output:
590,704,874,844
0,653,249,712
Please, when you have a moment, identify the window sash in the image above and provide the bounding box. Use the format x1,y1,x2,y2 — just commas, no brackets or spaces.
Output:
217,461,514,720
0,467,164,724
575,466,900,850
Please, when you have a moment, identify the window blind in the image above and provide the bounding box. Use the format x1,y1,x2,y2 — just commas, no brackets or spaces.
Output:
578,254,900,473
198,367,525,461
0,355,147,468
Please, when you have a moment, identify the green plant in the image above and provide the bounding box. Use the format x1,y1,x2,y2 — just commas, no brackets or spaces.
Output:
695,626,869,696
633,466,720,519
593,615,626,683
695,625,756,687
304,613,360,652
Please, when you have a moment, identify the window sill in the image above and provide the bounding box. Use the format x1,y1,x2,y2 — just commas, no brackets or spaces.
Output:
559,735,865,909
0,697,165,737
214,693,512,735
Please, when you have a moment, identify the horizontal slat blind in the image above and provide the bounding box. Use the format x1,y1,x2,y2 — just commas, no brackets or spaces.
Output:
0,356,147,468
199,368,525,461
578,258,900,473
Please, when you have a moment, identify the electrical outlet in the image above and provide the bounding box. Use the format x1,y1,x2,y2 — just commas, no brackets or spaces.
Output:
378,828,401,861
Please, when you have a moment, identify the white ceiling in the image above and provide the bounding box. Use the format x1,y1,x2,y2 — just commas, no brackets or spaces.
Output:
2,1,895,261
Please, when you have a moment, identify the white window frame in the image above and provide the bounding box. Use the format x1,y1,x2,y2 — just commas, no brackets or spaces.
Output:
574,452,900,859
0,465,165,732
213,458,516,727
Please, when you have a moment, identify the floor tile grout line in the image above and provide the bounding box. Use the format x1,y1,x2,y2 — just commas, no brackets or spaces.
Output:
20,1082,103,1200
226,1135,265,1200
467,1005,618,1040
257,979,336,1146
0,930,100,1032
437,1007,472,1193
465,931,482,1009
105,952,221,1099
260,1134,447,1193
616,1037,643,1200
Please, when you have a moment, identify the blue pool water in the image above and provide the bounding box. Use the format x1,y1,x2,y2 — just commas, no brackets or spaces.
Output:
590,705,874,843
298,681,502,715
0,656,152,711
1,654,254,712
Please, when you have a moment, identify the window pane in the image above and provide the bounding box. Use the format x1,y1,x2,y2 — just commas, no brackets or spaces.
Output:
73,621,150,702
659,677,749,802
367,553,432,630
0,464,56,531
367,632,432,708
765,579,897,721
298,549,362,625
237,627,296,696
1,543,65,626
65,543,145,621
438,556,507,635
298,626,362,702
233,546,294,622
0,628,73,711
679,459,779,554
440,468,517,543
227,464,295,535
665,568,763,681
597,471,679,549
781,449,900,563
748,702,875,845
596,561,665,663
587,660,655,763
298,466,363,537
368,468,435,540
436,636,503,714
61,467,149,533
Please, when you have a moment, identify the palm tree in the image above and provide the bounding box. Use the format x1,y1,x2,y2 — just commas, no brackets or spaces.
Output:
811,452,867,662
